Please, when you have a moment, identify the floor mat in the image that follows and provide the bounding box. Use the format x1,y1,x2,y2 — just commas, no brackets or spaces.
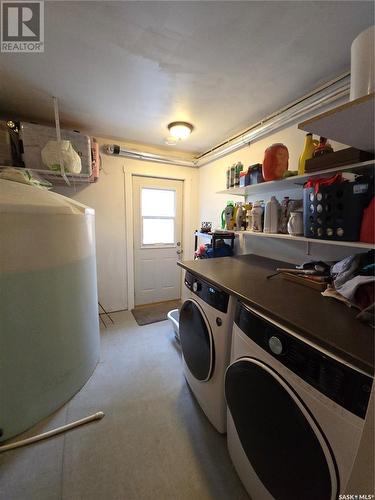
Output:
131,299,182,326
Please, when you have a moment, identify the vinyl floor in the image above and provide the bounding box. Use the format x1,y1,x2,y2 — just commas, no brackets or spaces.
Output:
0,311,248,500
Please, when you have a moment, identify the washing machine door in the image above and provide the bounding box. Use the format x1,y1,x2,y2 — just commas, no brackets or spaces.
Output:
179,299,214,382
225,358,338,500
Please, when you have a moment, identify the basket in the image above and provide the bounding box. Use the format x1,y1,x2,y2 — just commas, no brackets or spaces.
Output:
303,180,371,241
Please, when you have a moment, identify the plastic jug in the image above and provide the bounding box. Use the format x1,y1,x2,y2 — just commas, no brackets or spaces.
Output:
298,133,319,175
251,201,264,232
221,201,234,229
264,196,280,233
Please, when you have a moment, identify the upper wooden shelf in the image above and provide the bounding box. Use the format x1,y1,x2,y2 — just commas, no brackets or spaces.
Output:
298,93,375,153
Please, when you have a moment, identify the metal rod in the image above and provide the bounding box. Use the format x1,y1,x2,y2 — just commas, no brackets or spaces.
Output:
0,412,104,453
53,96,70,186
98,302,114,324
103,73,350,168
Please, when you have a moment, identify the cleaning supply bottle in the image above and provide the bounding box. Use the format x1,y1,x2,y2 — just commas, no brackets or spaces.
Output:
264,196,280,233
229,204,237,230
234,162,244,187
298,133,319,175
244,203,252,231
230,164,236,187
221,201,234,229
235,203,244,230
251,201,264,232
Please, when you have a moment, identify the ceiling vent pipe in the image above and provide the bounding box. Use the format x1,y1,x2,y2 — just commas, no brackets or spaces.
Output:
104,72,350,168
196,72,350,166
104,144,197,168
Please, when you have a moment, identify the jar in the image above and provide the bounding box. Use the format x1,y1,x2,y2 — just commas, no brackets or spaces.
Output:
288,211,303,236
262,143,289,181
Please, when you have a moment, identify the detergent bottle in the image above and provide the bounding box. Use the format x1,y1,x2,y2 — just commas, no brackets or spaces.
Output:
221,201,234,229
298,133,319,175
235,203,244,230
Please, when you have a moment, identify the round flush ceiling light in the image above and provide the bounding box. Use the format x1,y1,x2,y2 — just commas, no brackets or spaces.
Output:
167,121,194,141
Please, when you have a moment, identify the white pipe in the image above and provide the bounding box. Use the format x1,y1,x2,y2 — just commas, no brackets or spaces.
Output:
0,411,104,453
104,144,197,168
196,73,350,166
103,73,350,168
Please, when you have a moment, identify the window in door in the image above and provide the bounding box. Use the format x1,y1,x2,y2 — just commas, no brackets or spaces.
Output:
141,188,176,246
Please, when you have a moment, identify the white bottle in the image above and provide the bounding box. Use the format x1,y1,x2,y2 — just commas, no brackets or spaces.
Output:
235,203,244,230
251,201,264,232
264,196,280,234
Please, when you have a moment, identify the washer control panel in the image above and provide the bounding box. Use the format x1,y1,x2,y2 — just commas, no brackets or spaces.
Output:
185,272,229,314
235,301,373,419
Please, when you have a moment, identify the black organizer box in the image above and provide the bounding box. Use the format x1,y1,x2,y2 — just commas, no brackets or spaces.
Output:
303,180,372,241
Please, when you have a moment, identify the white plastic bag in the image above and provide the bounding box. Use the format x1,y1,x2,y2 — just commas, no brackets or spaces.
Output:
41,140,82,174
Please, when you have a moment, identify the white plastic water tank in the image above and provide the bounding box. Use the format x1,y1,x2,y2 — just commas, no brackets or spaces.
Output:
0,179,100,441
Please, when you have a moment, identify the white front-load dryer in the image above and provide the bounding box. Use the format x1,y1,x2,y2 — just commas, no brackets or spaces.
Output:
179,271,236,433
225,301,373,500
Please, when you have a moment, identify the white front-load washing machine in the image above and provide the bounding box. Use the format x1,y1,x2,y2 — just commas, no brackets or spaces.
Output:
179,271,236,433
225,301,373,500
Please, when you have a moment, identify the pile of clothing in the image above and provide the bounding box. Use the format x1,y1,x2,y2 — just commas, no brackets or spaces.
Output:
323,250,374,326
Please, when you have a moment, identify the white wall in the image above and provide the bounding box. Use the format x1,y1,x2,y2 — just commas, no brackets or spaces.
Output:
56,137,199,312
197,105,368,265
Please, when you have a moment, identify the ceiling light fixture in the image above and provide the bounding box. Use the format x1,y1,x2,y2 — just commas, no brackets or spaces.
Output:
167,121,193,141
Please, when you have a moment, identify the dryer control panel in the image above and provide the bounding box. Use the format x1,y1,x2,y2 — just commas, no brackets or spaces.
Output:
185,272,229,314
235,301,373,419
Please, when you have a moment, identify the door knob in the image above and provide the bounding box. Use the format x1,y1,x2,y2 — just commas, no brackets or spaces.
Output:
176,249,183,255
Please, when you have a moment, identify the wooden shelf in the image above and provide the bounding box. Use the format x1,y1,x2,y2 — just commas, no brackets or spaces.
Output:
235,230,374,250
298,93,375,153
217,160,374,196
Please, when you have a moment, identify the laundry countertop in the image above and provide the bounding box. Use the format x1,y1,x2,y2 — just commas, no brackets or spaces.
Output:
178,254,374,375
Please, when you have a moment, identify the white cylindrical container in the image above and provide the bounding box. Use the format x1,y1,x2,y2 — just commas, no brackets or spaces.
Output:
251,201,264,232
263,196,280,234
288,211,304,236
0,180,100,442
235,203,244,231
350,25,375,100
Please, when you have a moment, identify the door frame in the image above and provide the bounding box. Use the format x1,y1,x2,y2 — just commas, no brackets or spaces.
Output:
123,165,193,310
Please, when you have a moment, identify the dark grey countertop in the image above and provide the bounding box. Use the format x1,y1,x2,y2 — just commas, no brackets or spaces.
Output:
178,254,374,375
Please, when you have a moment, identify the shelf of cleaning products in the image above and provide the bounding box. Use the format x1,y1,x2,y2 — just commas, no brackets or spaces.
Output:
298,93,375,153
217,160,375,197
234,230,374,249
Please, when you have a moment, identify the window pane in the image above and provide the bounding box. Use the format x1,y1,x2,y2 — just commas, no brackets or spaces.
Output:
143,218,174,245
141,188,175,217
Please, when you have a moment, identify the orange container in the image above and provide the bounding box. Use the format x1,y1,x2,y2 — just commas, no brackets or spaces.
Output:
262,143,289,181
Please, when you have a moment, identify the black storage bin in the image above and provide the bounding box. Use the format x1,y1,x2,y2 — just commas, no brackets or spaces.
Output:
303,180,371,242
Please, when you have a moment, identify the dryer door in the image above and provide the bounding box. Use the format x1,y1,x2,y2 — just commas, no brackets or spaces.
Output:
225,357,338,500
179,299,214,382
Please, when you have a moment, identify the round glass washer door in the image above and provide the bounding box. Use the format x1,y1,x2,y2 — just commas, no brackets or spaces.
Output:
179,299,214,382
225,357,338,500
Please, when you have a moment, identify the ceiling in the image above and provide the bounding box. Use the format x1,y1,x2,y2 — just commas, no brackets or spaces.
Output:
0,1,373,154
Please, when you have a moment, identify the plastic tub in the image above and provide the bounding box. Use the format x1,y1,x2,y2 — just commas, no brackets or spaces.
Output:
167,309,180,342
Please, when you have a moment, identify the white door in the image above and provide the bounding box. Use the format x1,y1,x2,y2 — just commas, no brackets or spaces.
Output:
133,176,183,306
